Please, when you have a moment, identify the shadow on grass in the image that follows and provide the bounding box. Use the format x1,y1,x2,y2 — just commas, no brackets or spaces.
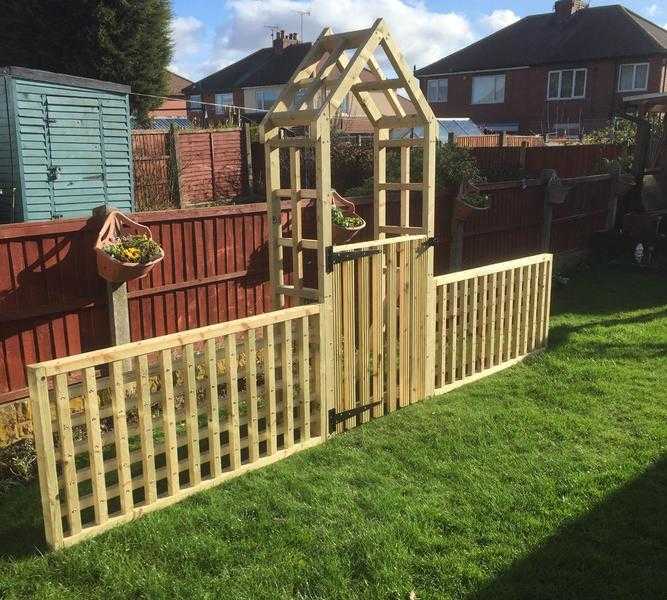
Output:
548,307,667,351
468,456,667,600
0,480,47,559
552,265,667,319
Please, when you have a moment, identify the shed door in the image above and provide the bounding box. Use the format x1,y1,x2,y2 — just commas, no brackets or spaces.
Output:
45,95,106,218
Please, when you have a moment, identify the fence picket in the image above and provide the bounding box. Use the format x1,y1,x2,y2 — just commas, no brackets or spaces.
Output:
55,373,81,535
160,350,180,496
184,344,201,486
371,252,384,418
83,367,108,524
226,334,242,468
110,361,133,512
265,324,278,454
282,321,294,447
298,317,311,439
246,330,260,461
386,244,398,411
136,354,158,502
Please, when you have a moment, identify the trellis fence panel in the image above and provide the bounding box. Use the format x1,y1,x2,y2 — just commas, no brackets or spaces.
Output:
433,253,552,394
28,304,324,549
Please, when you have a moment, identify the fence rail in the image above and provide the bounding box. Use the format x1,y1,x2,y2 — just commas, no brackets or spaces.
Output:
433,253,552,394
28,304,324,549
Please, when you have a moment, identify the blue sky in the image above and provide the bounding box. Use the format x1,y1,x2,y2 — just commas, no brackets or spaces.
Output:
169,1,667,81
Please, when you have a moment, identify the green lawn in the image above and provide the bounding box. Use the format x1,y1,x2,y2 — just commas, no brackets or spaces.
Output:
1,266,665,600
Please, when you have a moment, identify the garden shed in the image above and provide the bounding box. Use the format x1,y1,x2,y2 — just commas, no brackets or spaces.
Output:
0,66,133,223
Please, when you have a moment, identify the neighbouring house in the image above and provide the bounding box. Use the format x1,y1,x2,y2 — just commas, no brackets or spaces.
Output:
147,69,193,126
416,1,667,137
183,30,414,134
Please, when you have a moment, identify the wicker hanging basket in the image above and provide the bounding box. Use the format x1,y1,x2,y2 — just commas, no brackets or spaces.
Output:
331,191,366,244
95,211,164,283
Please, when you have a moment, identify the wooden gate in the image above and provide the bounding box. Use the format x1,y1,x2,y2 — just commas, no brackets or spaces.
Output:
330,235,430,432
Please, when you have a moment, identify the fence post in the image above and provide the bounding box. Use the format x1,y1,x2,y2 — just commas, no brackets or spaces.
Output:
519,141,528,171
499,131,507,147
209,131,216,201
447,132,455,145
449,183,465,271
168,124,182,208
540,170,556,252
244,122,254,195
92,206,131,350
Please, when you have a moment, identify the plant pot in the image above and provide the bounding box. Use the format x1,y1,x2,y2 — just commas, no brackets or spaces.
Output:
95,211,164,283
333,218,366,244
331,191,366,245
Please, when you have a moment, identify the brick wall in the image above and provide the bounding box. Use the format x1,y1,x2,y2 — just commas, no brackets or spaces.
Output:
421,55,667,134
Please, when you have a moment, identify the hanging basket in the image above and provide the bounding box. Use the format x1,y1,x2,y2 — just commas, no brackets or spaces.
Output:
95,211,164,283
331,191,366,244
454,183,491,221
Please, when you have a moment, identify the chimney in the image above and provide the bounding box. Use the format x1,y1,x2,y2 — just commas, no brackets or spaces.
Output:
554,0,587,20
273,30,299,53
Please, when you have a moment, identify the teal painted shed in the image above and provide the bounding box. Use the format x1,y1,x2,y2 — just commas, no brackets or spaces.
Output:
0,67,133,222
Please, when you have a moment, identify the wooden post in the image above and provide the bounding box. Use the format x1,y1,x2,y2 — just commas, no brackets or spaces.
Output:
447,132,455,145
542,191,554,252
519,141,528,172
244,122,254,195
168,123,182,208
499,131,507,147
92,206,131,349
209,131,216,201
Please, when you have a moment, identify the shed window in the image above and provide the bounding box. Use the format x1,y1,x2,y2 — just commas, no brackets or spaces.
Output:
618,63,649,92
427,79,448,103
472,75,505,105
547,69,586,100
215,92,234,113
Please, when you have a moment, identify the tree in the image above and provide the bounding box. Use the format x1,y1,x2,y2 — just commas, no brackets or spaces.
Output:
2,0,172,125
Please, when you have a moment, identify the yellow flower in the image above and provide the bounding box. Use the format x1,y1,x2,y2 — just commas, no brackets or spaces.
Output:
123,247,141,262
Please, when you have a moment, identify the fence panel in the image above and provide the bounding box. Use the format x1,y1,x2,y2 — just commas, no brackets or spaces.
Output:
0,204,291,405
132,131,175,211
28,304,324,549
433,253,552,394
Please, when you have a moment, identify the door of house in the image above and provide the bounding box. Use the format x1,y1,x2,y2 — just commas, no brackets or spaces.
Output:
329,236,430,432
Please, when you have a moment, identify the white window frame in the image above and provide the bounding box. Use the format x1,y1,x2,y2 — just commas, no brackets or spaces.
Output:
427,78,448,103
187,94,202,111
255,88,279,111
471,74,505,105
214,92,234,114
547,69,587,100
618,63,649,92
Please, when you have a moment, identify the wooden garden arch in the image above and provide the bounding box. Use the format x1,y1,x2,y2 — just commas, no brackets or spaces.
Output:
259,18,439,427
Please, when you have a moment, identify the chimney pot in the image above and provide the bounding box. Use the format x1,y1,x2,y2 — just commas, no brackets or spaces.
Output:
273,31,299,53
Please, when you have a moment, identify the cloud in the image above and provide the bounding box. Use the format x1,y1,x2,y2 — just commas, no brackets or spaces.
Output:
209,0,476,73
167,63,194,81
171,16,205,57
480,9,520,33
646,4,659,17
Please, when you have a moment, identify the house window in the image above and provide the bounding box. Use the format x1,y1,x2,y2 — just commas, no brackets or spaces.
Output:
472,75,505,105
618,63,649,92
215,92,234,114
427,78,448,103
187,94,202,110
547,69,586,100
255,88,279,110
339,93,351,115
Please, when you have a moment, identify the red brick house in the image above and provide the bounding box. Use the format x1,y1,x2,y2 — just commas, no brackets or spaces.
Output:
183,31,414,133
416,1,667,137
148,70,193,121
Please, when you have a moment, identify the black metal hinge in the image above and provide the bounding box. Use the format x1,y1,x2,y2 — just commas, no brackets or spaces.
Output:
328,401,383,431
325,245,381,273
418,236,438,255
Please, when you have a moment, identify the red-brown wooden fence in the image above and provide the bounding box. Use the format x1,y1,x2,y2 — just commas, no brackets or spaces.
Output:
132,129,248,209
0,143,621,406
456,134,544,148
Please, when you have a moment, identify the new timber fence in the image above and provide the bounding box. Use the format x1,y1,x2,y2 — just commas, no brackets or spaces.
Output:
433,254,552,394
28,304,324,549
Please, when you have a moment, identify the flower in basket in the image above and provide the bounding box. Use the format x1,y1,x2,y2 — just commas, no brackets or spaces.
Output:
332,207,365,229
104,234,162,264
